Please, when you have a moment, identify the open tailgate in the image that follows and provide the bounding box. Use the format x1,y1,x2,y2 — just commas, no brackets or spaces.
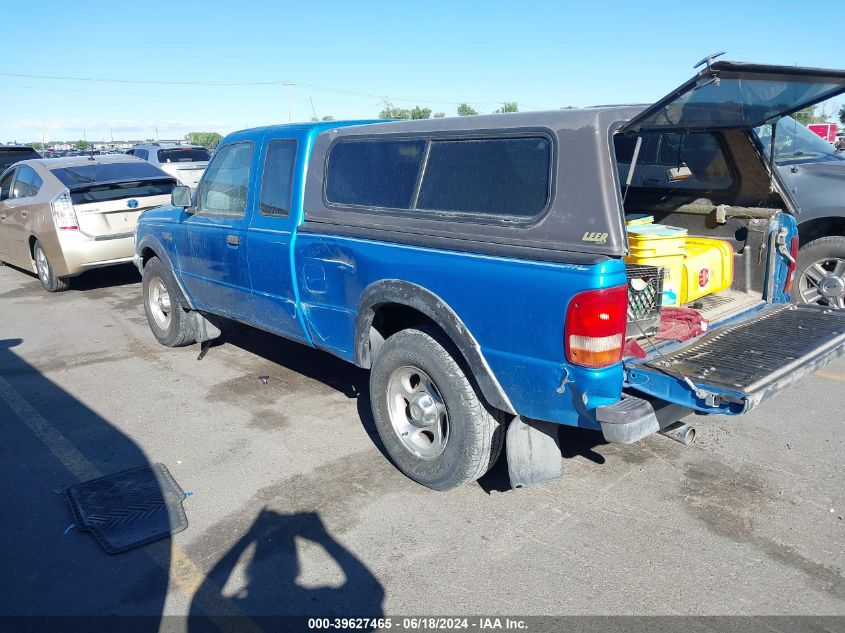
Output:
625,304,845,414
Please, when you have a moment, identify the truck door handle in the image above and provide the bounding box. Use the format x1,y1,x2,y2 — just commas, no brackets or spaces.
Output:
20,210,28,218
226,234,240,246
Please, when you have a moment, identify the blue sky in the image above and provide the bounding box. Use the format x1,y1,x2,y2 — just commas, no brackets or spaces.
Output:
2,0,842,143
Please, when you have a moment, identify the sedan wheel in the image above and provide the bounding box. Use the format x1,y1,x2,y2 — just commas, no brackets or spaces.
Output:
35,247,50,287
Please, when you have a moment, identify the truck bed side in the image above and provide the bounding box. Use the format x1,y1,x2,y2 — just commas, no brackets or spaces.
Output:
293,230,626,427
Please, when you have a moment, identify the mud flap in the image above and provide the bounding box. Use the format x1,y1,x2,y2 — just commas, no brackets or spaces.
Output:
506,416,564,489
189,311,221,343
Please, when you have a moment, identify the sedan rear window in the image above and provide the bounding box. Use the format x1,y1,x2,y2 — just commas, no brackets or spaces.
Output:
68,180,176,205
50,161,169,187
157,148,210,163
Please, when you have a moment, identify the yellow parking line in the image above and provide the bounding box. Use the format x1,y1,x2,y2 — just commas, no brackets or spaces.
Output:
816,370,845,382
0,374,261,632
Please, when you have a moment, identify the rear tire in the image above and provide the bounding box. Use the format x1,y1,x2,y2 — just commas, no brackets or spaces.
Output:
369,326,504,491
33,240,70,292
795,236,845,309
142,256,196,347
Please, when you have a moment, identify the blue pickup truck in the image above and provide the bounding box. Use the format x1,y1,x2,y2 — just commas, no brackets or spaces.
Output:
135,61,845,490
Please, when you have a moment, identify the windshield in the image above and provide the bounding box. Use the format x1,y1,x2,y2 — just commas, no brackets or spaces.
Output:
50,161,170,187
157,147,210,163
754,116,843,165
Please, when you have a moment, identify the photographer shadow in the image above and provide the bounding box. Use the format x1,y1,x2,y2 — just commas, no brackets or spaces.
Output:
189,508,384,626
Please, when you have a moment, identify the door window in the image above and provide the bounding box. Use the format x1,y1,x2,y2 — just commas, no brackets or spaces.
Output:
259,140,297,217
133,149,149,160
12,166,43,199
0,170,14,201
195,142,254,218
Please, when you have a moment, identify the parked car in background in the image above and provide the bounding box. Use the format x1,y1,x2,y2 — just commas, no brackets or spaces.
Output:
0,145,41,172
0,155,176,291
127,143,210,190
135,61,845,491
755,116,845,308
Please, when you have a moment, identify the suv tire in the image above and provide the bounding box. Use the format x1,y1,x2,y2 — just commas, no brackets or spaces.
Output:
795,236,845,309
369,326,504,491
142,256,196,347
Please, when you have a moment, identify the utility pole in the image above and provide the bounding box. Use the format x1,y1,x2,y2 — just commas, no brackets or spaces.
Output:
309,96,317,121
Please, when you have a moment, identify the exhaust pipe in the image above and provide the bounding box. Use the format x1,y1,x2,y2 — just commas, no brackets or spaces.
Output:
659,421,696,445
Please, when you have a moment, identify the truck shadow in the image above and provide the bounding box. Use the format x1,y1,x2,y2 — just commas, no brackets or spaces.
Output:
215,323,392,464
0,337,169,624
188,509,385,626
218,324,611,493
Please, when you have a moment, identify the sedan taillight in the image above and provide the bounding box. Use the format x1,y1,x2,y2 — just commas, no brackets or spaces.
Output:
50,190,79,230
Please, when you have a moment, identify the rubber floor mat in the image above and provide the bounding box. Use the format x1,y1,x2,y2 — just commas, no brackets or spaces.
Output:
65,463,188,554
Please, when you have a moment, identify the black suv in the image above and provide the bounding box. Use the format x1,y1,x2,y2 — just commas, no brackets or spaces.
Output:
754,116,845,308
0,146,41,173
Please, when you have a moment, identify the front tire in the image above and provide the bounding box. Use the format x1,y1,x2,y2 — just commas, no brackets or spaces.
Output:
142,256,196,347
795,236,845,309
33,240,70,292
369,326,504,491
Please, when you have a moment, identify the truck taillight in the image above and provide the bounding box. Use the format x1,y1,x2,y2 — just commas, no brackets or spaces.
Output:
565,286,628,368
784,235,800,295
50,190,79,230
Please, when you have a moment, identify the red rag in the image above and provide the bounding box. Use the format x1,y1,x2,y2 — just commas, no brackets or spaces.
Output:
623,338,647,359
657,307,708,342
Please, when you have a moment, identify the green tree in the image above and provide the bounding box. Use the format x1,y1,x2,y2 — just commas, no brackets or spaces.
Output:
792,106,826,126
185,132,223,149
75,140,90,150
378,100,410,119
321,115,335,121
561,105,576,109
433,112,446,118
457,103,478,116
494,101,518,114
409,106,432,120
838,104,845,127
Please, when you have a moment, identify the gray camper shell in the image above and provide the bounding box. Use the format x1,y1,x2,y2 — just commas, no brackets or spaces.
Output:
303,107,642,261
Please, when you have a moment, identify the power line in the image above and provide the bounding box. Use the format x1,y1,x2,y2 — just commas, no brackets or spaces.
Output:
0,71,553,109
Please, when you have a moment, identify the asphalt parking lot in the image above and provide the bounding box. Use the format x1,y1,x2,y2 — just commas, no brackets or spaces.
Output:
0,262,843,621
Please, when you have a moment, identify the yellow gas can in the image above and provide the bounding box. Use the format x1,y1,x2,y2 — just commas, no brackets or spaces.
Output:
680,238,734,304
625,224,688,307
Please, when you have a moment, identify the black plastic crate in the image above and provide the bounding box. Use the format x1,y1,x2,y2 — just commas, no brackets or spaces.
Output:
626,264,664,336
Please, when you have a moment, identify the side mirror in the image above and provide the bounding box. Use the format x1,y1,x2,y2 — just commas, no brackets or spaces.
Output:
171,185,192,208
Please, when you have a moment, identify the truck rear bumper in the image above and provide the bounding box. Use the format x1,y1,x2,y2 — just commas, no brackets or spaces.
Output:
596,395,692,444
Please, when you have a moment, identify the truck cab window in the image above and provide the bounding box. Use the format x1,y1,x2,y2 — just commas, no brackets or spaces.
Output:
259,140,297,217
196,142,254,218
